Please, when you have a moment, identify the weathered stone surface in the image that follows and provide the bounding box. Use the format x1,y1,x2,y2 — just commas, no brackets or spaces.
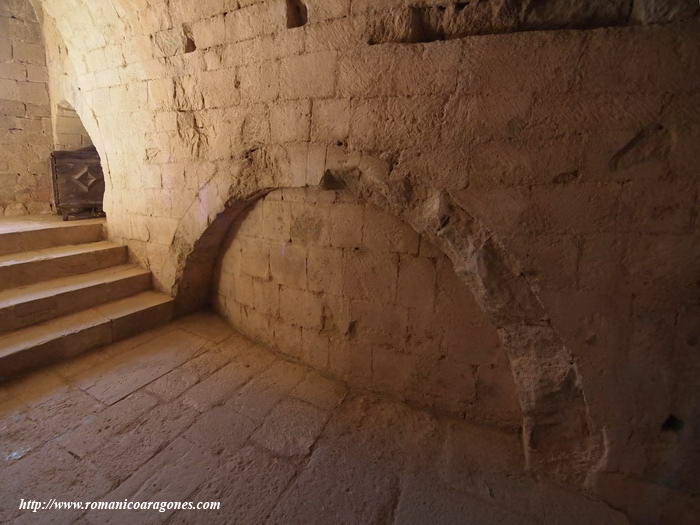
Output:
227,359,307,421
215,187,519,424
0,0,695,517
173,444,299,524
1,444,112,522
57,390,159,458
0,0,52,217
251,397,329,457
182,404,257,456
76,328,205,404
1,315,636,524
92,399,198,483
84,436,223,525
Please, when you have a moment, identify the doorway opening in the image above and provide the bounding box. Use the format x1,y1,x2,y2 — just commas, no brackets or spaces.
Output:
50,101,105,220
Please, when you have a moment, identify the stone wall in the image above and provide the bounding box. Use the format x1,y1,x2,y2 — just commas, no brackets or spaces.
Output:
31,0,700,518
0,0,52,216
41,13,95,154
215,186,521,425
53,101,92,151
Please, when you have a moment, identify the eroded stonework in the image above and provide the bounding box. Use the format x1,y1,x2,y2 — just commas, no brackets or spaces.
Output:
15,0,700,520
0,0,53,216
214,186,521,425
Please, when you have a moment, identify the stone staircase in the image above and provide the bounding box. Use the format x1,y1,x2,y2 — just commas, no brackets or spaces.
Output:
0,218,174,380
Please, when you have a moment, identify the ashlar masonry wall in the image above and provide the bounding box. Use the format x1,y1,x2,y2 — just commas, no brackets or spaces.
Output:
0,0,52,216
32,0,700,517
215,187,521,426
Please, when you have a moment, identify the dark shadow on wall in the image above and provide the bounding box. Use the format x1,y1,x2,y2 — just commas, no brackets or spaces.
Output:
175,191,272,315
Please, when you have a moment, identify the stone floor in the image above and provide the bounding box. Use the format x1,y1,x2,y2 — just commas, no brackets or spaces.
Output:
0,312,627,524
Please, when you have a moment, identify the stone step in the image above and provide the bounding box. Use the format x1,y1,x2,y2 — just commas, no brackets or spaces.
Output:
0,219,104,257
0,291,174,380
0,241,127,292
0,265,152,334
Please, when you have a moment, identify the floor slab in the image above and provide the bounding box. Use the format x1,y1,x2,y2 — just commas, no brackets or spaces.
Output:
0,311,628,524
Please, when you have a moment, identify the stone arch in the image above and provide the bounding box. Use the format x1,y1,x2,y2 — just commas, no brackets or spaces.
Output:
169,146,601,484
213,184,523,427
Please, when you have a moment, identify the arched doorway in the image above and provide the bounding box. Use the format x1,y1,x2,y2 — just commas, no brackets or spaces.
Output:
50,100,104,220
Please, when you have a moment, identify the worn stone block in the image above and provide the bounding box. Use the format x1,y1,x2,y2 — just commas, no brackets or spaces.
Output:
279,286,323,329
270,99,311,143
307,246,343,295
280,51,336,100
342,249,398,304
329,202,363,248
270,242,307,289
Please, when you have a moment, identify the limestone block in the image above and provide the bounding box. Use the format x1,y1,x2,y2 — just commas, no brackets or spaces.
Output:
421,356,477,409
250,397,328,457
200,68,238,108
152,27,188,58
520,0,630,30
306,143,326,185
148,78,174,110
305,0,350,22
270,99,310,143
225,1,286,43
461,30,582,96
273,321,303,359
8,18,41,41
239,239,270,280
363,206,419,254
397,255,436,309
12,41,44,65
262,199,291,242
235,273,255,307
337,47,397,98
289,199,330,245
170,0,225,23
191,14,226,50
631,0,700,24
0,37,10,62
300,327,330,370
279,286,323,329
269,242,307,289
280,51,336,100
306,17,363,54
307,246,343,295
0,98,24,116
348,299,407,347
328,339,372,386
329,202,363,248
0,78,18,100
342,249,398,304
0,63,27,81
238,60,279,102
3,202,27,215
372,348,416,395
311,98,349,142
252,277,280,316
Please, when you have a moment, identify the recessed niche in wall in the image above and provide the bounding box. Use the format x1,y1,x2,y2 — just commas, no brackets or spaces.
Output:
286,0,308,28
213,187,521,428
